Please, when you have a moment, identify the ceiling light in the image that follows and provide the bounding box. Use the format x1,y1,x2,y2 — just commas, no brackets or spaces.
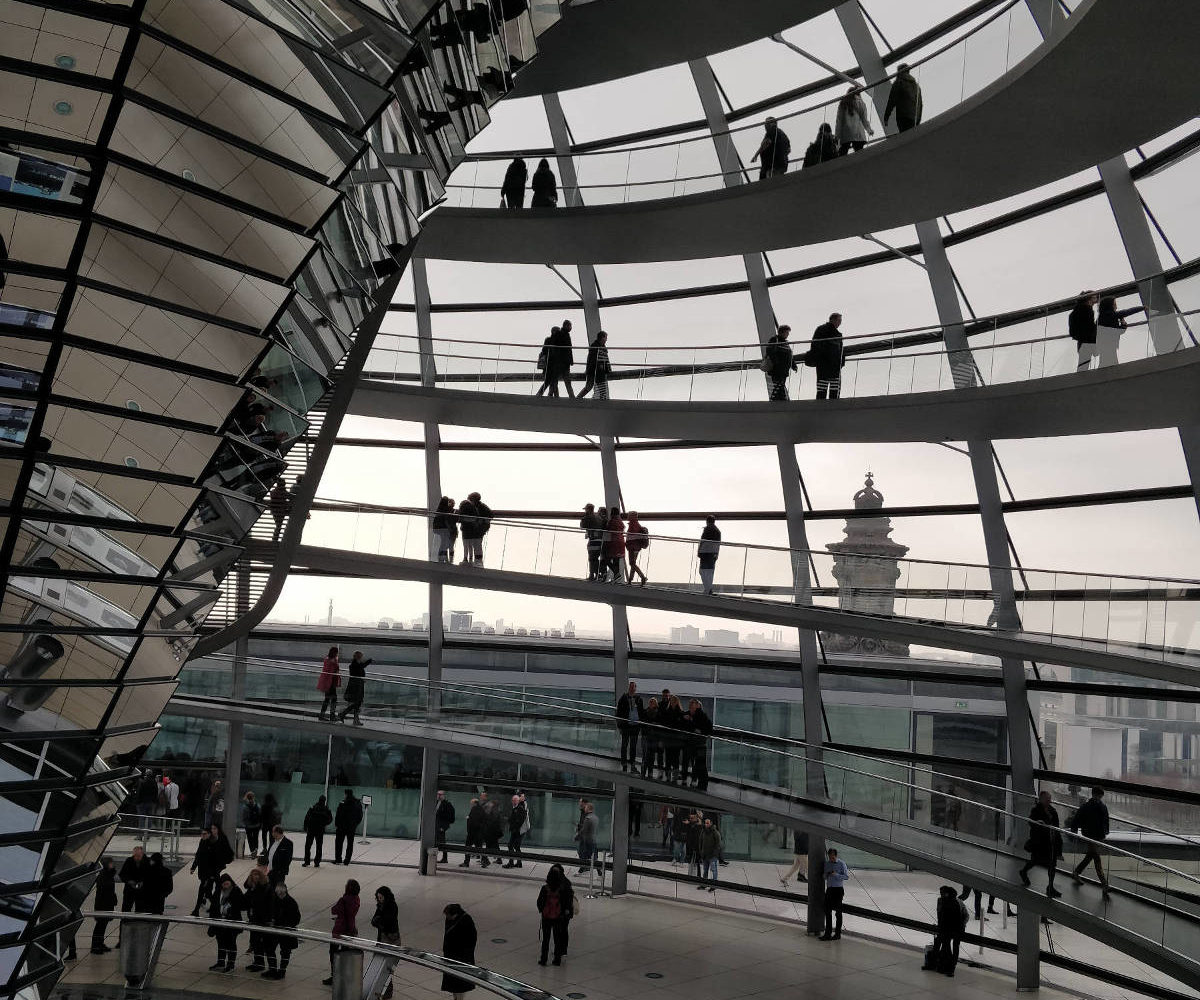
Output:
52,100,73,115
182,168,197,182
54,54,76,70
125,400,142,411
124,456,140,468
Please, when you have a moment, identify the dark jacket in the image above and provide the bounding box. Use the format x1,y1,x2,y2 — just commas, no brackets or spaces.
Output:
344,656,372,706
546,327,574,377
501,158,527,197
244,881,274,925
803,127,838,167
94,865,119,910
269,892,301,950
143,862,173,915
689,705,713,738
1097,302,1140,329
616,691,644,725
684,822,701,858
936,892,967,936
884,72,922,125
1069,797,1110,842
765,334,796,381
1068,301,1096,343
118,856,150,909
508,802,527,835
698,826,723,861
432,508,458,538
466,802,486,839
530,164,557,207
484,802,503,843
1026,802,1063,864
808,322,844,378
698,525,721,568
436,798,456,832
584,342,610,381
267,835,294,881
209,885,245,927
192,837,232,879
372,898,400,938
304,800,333,834
458,500,493,539
335,796,364,832
756,126,791,176
441,911,478,993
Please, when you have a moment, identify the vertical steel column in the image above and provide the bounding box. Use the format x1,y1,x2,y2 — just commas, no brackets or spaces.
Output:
837,3,1040,984
544,93,631,894
222,566,251,846
689,56,829,932
413,257,445,874
1024,0,1199,518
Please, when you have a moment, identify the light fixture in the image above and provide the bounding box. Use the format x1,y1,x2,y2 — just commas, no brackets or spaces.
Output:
52,100,73,115
123,456,140,468
125,400,142,412
54,54,77,70
182,168,196,182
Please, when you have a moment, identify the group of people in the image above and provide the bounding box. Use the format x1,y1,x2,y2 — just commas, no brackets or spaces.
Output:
764,317,845,401
316,648,375,726
533,319,612,399
455,791,531,870
432,492,493,564
577,509,723,593
500,157,559,208
615,682,714,790
1069,290,1142,370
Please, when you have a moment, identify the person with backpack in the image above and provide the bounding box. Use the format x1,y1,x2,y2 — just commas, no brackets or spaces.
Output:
1068,786,1111,897
458,492,492,565
435,790,456,864
802,123,839,167
806,313,846,400
764,324,796,401
579,503,605,581
303,794,333,867
241,791,262,858
751,116,791,179
536,867,574,965
505,794,528,868
928,885,968,976
334,789,364,865
624,512,649,586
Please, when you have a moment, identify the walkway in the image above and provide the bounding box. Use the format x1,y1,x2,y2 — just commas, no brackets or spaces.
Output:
347,348,1200,444
252,542,1200,687
416,0,1200,263
169,692,1200,991
509,0,837,97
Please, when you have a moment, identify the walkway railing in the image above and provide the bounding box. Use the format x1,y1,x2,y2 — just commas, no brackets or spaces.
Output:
441,0,1059,206
67,911,562,1000
112,813,186,863
292,505,1200,664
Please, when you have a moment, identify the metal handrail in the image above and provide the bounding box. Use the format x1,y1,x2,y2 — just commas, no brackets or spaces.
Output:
73,911,563,1000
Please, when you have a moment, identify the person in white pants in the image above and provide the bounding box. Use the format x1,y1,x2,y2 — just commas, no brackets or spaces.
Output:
1095,295,1143,368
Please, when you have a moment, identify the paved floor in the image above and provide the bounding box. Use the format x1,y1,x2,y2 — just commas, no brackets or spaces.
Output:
60,832,1196,1000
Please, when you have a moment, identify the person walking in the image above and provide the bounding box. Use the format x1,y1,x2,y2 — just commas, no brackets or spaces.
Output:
1019,790,1063,898
317,645,341,721
461,797,487,868
930,885,967,976
457,492,492,565
778,829,810,885
764,324,796,401
819,848,849,940
603,506,625,583
269,478,289,542
190,826,230,916
303,794,333,867
202,778,225,830
337,650,374,725
90,857,118,954
697,516,721,594
530,158,558,207
323,879,361,986
1095,296,1142,368
371,886,402,999
751,116,791,179
241,791,262,858
243,868,273,972
1069,786,1111,897
884,63,922,132
143,852,173,915
435,790,456,864
432,496,458,563
536,867,572,966
500,157,527,209
334,789,364,865
698,817,723,893
579,503,604,581
577,330,611,399
483,798,504,865
808,313,845,400
505,794,527,868
802,123,839,167
615,681,643,772
624,511,649,585
1069,290,1099,370
162,773,180,819
262,882,300,979
208,872,245,972
835,85,874,154
535,323,576,398
119,845,150,914
265,825,294,887
440,903,478,999
577,802,599,875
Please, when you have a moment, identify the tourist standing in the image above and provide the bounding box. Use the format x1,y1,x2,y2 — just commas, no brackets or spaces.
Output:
303,794,333,867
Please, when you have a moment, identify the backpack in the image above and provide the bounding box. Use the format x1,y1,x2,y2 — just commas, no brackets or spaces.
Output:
542,890,562,920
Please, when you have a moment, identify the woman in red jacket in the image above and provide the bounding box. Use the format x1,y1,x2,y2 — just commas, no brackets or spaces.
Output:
603,507,625,585
322,878,360,985
624,512,649,586
317,646,340,721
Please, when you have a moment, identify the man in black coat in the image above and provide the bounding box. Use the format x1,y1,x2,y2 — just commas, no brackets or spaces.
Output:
90,857,119,953
435,790,456,864
1019,790,1063,897
505,794,528,869
1069,289,1099,370
764,325,796,401
808,313,845,400
1069,786,1111,896
615,681,644,772
931,885,967,976
118,845,150,913
460,797,487,868
265,825,294,887
333,790,363,865
303,794,333,868
686,699,713,791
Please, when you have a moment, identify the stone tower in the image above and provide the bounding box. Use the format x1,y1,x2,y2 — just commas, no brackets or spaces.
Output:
822,474,910,656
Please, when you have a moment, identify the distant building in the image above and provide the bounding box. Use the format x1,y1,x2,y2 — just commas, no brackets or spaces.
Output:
703,629,740,646
670,625,701,644
449,611,473,632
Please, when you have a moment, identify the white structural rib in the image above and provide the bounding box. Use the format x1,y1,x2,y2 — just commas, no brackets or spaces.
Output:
171,692,1200,992
509,0,837,97
417,0,1200,264
259,543,1200,688
348,349,1200,444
